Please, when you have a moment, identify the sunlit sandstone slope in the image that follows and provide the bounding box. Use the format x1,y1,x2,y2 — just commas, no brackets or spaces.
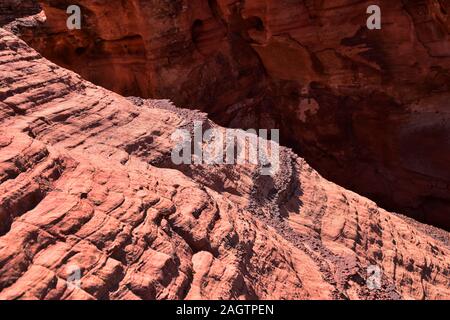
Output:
8,0,450,229
0,29,449,300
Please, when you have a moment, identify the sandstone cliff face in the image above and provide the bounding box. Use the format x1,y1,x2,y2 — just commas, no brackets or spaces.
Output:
0,0,40,26
1,29,450,300
9,0,450,229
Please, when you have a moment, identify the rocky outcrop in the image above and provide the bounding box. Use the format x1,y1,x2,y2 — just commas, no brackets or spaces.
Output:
0,0,40,26
9,0,450,229
1,28,450,300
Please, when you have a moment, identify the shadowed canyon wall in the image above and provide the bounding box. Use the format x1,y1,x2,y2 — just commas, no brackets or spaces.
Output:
7,0,450,229
0,0,41,25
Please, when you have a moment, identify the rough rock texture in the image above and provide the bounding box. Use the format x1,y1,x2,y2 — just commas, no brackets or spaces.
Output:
1,29,450,300
0,0,41,26
9,0,450,229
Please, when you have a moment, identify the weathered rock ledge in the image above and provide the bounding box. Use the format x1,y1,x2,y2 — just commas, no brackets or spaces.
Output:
0,29,449,300
6,0,450,229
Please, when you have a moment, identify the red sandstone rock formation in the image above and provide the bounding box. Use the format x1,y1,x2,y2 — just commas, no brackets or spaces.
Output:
0,0,40,26
1,28,450,300
7,0,450,229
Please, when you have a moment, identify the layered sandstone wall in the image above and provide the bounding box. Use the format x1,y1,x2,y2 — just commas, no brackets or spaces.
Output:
7,0,450,228
1,28,450,300
0,0,41,26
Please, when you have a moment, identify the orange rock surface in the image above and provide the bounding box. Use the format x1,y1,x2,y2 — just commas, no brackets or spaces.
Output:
0,0,40,26
9,0,450,229
0,29,449,300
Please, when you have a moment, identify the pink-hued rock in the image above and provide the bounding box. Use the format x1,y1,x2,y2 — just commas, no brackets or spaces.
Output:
0,0,40,26
9,0,450,229
0,29,449,300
